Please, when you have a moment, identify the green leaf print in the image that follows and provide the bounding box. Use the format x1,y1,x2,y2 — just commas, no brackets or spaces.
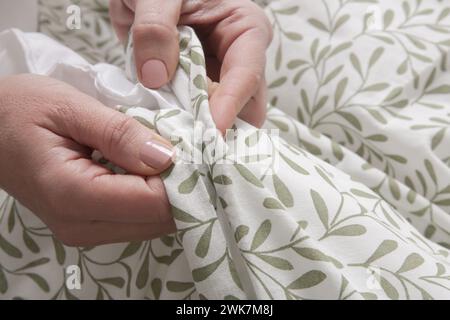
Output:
23,231,40,254
0,268,7,294
275,6,299,15
166,281,195,292
336,111,362,131
172,206,202,224
364,240,398,265
27,274,50,293
263,197,285,210
136,255,149,289
234,164,264,188
380,277,398,300
288,270,327,290
257,254,293,270
15,258,50,272
52,237,66,265
350,188,379,199
190,49,205,66
293,247,343,269
251,220,272,251
0,234,22,258
397,253,424,273
134,116,155,129
151,279,162,299
273,175,294,208
2,0,450,300
195,222,214,258
213,175,233,185
192,253,226,282
178,170,200,194
279,153,309,175
227,254,243,290
235,225,249,243
310,190,329,229
119,242,141,260
98,277,125,288
193,75,207,91
327,225,367,237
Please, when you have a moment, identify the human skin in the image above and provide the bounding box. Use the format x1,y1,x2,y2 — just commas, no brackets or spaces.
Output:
109,0,273,133
0,74,176,246
0,0,271,246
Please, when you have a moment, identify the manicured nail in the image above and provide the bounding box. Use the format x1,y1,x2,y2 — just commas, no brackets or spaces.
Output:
140,140,174,169
141,59,168,88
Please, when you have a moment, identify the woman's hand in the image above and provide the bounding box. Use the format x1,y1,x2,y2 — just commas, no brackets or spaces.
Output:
109,0,273,133
0,74,176,246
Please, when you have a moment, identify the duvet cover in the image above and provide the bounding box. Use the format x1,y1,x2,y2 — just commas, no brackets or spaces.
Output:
0,0,449,299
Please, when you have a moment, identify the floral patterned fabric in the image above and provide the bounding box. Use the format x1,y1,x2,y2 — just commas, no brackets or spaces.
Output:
0,0,449,300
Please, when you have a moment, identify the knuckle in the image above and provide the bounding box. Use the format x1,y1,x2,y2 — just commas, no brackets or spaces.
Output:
102,113,136,157
145,177,173,224
244,67,265,94
132,22,177,44
250,68,263,85
243,2,273,44
49,99,78,131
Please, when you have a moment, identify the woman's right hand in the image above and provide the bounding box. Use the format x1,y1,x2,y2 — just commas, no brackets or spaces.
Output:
0,74,176,246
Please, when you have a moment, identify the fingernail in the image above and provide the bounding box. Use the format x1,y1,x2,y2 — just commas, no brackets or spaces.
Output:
140,140,174,169
141,59,168,88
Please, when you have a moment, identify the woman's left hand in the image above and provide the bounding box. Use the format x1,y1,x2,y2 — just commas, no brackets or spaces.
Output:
109,0,273,133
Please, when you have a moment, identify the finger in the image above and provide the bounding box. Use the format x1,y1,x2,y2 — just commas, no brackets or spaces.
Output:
42,150,174,223
207,77,219,97
209,28,270,134
109,0,134,42
131,0,183,89
237,80,267,128
45,87,175,176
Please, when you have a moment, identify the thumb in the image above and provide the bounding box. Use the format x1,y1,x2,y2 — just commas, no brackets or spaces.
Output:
53,92,175,176
132,0,183,89
95,110,175,176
